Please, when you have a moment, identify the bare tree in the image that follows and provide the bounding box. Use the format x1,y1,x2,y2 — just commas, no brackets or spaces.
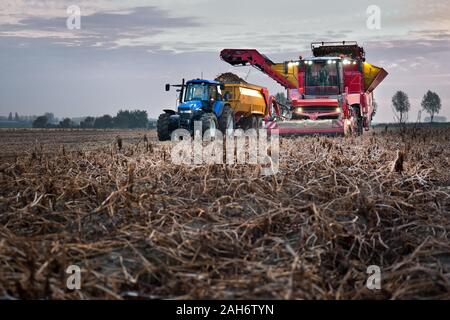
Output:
372,98,378,120
392,91,410,125
421,90,441,123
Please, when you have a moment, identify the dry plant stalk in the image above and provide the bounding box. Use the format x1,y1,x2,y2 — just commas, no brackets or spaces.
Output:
0,127,449,300
116,136,123,151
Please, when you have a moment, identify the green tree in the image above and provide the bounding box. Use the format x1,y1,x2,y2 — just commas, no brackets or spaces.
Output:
80,116,95,128
33,116,48,128
392,91,410,124
44,112,55,124
113,110,148,128
94,114,113,128
130,110,149,128
14,112,20,121
8,112,13,121
59,118,73,128
421,90,441,123
114,110,131,128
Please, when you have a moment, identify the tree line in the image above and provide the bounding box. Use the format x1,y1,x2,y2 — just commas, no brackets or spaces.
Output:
5,112,21,122
32,110,150,129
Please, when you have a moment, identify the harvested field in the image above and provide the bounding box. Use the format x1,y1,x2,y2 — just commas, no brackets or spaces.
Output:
0,129,156,162
0,128,449,299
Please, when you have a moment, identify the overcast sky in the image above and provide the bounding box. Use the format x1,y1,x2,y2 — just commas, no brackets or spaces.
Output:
0,0,449,122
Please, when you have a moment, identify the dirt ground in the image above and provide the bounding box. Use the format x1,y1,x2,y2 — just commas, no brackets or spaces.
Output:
0,129,157,161
0,128,449,299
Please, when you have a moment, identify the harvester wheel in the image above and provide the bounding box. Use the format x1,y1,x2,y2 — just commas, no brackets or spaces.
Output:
344,119,352,137
157,113,172,141
349,106,363,136
201,113,218,138
356,117,364,135
218,105,235,133
353,108,364,136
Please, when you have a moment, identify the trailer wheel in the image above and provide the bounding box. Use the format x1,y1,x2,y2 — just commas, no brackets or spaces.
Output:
157,113,172,141
252,115,263,129
218,105,235,133
201,113,218,138
243,115,261,130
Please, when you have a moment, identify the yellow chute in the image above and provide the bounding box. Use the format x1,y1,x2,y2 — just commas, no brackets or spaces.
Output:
363,62,388,93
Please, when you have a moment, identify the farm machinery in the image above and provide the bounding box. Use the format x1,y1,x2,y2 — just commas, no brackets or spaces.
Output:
157,78,271,141
220,41,388,135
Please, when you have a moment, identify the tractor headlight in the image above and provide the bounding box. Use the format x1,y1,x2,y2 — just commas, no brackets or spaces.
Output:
296,107,303,113
179,109,192,114
336,107,341,113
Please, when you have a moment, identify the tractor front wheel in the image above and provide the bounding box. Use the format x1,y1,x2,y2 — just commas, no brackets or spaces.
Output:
200,113,218,138
157,113,172,141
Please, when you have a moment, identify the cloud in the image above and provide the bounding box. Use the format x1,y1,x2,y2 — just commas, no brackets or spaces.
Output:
16,6,198,31
0,0,123,25
0,6,201,49
0,0,449,123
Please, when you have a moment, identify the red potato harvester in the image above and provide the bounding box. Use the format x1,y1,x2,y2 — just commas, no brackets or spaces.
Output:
221,41,388,136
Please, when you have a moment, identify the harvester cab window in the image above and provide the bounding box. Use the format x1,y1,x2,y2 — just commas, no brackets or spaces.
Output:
305,61,340,95
318,67,329,86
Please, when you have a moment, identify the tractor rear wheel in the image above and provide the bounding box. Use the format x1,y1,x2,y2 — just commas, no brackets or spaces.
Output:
200,113,218,138
157,113,172,141
218,105,235,133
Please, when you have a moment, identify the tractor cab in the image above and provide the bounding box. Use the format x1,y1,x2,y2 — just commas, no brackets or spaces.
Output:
174,79,224,113
158,78,230,139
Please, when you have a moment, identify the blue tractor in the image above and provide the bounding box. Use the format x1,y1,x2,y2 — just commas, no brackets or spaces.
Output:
157,79,235,141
